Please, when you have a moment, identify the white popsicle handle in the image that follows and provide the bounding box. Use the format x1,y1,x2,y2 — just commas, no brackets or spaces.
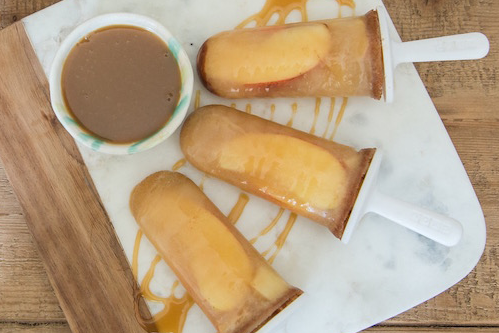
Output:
368,190,463,246
391,32,489,66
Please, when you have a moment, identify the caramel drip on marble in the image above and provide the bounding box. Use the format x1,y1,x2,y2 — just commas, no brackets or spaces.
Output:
286,103,297,127
322,97,336,138
236,0,308,28
141,255,164,302
227,193,250,225
194,90,201,109
230,103,237,108
330,97,348,140
309,98,321,135
198,173,208,191
261,213,297,264
336,0,356,18
172,158,187,171
270,104,276,121
250,208,285,244
245,103,252,114
336,0,355,9
132,232,194,333
132,229,143,278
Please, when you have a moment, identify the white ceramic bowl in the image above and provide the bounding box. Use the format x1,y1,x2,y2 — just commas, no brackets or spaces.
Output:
49,13,194,154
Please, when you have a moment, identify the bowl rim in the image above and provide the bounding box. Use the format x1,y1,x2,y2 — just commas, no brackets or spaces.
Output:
49,12,194,155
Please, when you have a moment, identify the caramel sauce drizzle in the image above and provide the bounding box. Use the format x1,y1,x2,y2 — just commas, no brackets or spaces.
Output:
336,0,355,18
336,0,355,9
245,103,252,114
172,158,187,171
330,97,348,140
270,104,276,121
227,193,250,225
250,208,285,244
194,89,201,109
198,173,208,191
140,256,195,333
309,97,321,135
132,229,143,278
322,97,336,138
236,0,308,28
132,232,195,333
261,213,297,265
286,102,298,127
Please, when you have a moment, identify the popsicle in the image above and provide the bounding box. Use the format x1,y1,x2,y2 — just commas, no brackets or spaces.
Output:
130,171,303,333
197,10,384,99
180,105,375,238
198,6,489,102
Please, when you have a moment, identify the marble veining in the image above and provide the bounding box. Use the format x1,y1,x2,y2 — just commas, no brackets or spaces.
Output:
22,0,486,332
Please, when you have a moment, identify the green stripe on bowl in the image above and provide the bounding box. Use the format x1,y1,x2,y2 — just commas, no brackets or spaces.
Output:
91,140,104,151
128,136,150,154
173,95,188,116
78,132,95,141
64,116,78,125
168,38,181,58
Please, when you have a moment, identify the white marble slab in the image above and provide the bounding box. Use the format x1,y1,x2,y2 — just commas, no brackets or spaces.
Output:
22,0,486,332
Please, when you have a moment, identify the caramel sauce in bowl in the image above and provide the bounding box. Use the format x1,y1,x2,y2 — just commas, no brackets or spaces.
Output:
49,13,193,154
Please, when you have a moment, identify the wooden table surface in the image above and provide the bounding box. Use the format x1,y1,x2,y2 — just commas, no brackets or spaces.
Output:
0,0,497,332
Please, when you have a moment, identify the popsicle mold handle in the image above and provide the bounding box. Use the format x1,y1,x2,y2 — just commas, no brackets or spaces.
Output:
391,32,489,67
368,190,463,246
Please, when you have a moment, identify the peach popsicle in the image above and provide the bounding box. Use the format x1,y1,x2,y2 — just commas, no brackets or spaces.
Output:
130,171,302,333
197,10,383,99
180,105,375,238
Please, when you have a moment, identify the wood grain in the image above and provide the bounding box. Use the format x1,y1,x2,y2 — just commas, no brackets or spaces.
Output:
382,0,499,327
0,21,148,333
0,0,497,332
2,324,499,333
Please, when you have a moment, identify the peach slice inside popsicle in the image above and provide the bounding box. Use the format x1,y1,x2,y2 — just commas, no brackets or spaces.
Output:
131,171,303,333
134,180,253,312
203,23,331,85
175,200,253,311
218,133,347,211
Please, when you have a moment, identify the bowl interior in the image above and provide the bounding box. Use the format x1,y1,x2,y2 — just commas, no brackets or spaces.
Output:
49,13,193,155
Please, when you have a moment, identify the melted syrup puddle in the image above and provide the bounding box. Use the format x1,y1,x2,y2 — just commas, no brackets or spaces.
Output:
133,232,194,333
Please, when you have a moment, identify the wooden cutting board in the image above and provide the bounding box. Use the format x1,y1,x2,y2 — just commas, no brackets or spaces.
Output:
0,22,150,333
